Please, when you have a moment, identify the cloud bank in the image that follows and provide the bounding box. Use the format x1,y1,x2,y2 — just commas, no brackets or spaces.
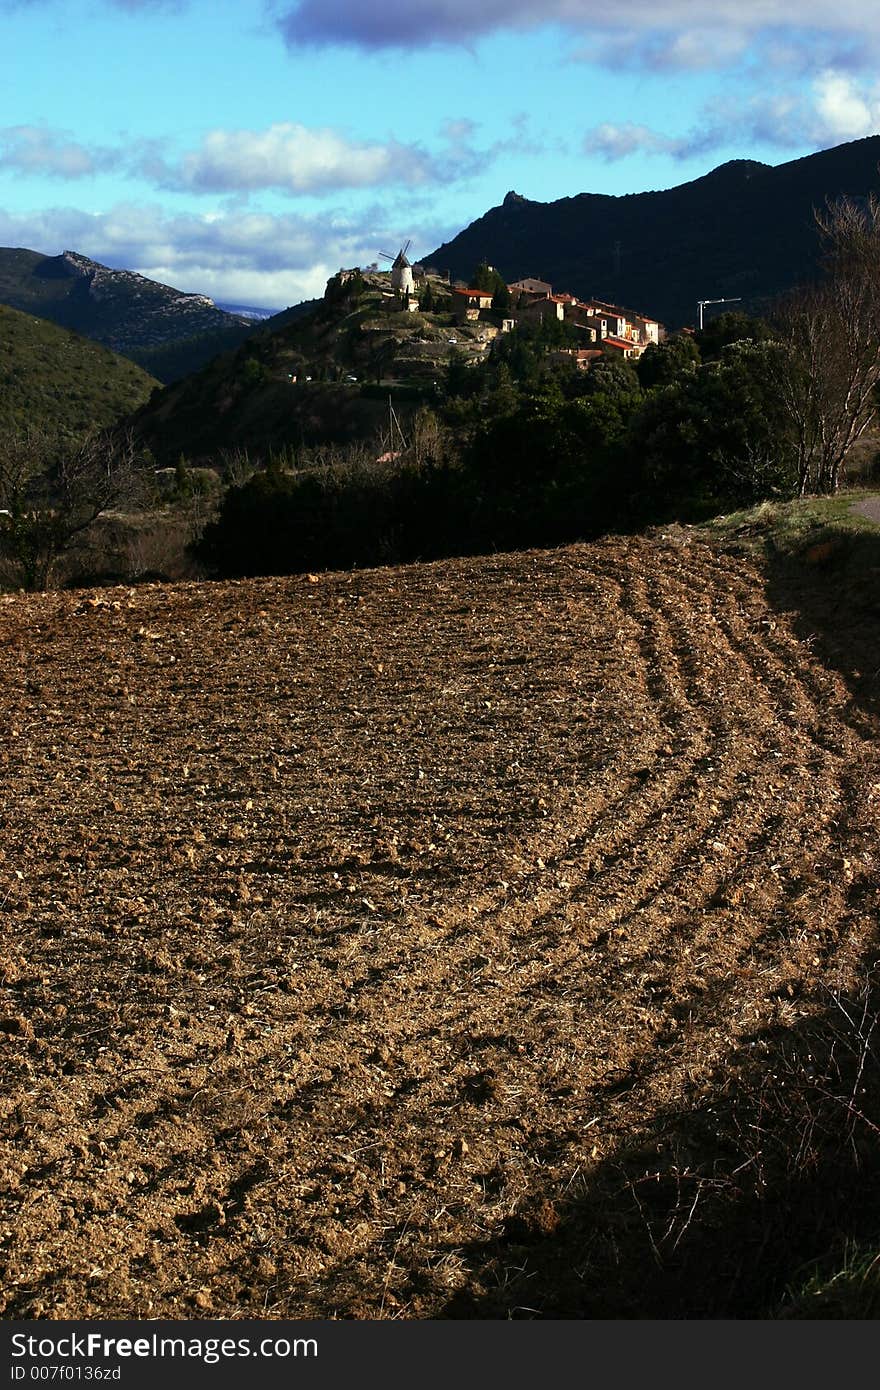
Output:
0,117,526,195
583,71,880,163
274,0,880,71
0,200,453,305
5,2,880,75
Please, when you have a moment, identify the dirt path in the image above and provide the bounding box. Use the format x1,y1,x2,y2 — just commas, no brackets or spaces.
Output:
850,493,880,525
1,536,878,1318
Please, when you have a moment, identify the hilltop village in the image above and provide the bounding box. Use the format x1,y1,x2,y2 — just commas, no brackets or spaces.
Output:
323,245,664,383
131,246,673,468
453,277,661,364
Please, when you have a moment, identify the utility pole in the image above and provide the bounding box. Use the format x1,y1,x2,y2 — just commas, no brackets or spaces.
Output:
697,297,742,330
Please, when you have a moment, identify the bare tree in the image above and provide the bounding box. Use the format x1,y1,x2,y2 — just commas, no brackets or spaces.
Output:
772,192,880,495
0,427,143,589
218,446,257,489
410,406,445,468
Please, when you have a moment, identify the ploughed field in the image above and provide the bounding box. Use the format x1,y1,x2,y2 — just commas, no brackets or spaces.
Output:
2,535,879,1319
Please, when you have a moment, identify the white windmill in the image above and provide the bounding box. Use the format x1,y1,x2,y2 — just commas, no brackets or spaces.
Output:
380,241,415,297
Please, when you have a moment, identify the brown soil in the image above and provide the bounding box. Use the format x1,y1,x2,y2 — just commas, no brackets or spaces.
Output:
2,534,879,1319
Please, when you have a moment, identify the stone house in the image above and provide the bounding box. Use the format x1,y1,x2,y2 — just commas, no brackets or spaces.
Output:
451,288,494,322
508,277,552,299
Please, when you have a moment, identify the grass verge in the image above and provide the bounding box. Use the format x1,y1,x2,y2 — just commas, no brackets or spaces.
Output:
697,491,880,559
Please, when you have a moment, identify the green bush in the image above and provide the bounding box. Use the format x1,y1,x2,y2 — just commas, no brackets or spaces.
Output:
197,455,470,577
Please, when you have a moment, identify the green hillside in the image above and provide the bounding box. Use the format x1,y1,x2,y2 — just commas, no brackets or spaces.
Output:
0,303,160,434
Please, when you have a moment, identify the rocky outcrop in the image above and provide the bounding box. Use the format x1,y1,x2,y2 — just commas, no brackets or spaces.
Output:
0,245,253,379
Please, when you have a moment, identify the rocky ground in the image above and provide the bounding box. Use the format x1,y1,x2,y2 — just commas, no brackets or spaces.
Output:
2,533,879,1318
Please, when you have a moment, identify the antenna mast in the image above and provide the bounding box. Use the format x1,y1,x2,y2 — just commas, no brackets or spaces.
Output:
388,395,407,451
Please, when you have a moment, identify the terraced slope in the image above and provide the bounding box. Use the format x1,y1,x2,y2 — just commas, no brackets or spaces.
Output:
1,535,879,1318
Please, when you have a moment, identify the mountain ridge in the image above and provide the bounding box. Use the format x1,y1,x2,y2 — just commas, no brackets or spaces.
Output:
426,136,880,327
0,247,254,382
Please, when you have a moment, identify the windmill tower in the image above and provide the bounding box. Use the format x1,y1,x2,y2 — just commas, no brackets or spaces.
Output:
380,241,414,297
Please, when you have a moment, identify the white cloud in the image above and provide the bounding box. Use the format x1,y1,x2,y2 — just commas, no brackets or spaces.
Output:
0,119,504,196
584,123,689,161
583,118,738,163
813,70,880,140
584,26,750,72
135,261,334,306
0,125,118,178
726,72,880,147
5,1,880,77
583,73,880,163
150,123,435,194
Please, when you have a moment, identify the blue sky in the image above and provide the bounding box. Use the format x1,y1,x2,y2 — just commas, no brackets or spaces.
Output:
2,0,879,308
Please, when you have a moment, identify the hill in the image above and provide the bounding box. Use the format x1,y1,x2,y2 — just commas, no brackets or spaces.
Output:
0,247,254,383
129,272,470,464
425,136,880,327
2,523,879,1317
0,302,159,434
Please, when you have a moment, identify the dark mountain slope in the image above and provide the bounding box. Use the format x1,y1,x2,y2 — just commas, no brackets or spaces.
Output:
0,248,253,382
258,298,322,333
425,136,880,326
0,303,159,434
